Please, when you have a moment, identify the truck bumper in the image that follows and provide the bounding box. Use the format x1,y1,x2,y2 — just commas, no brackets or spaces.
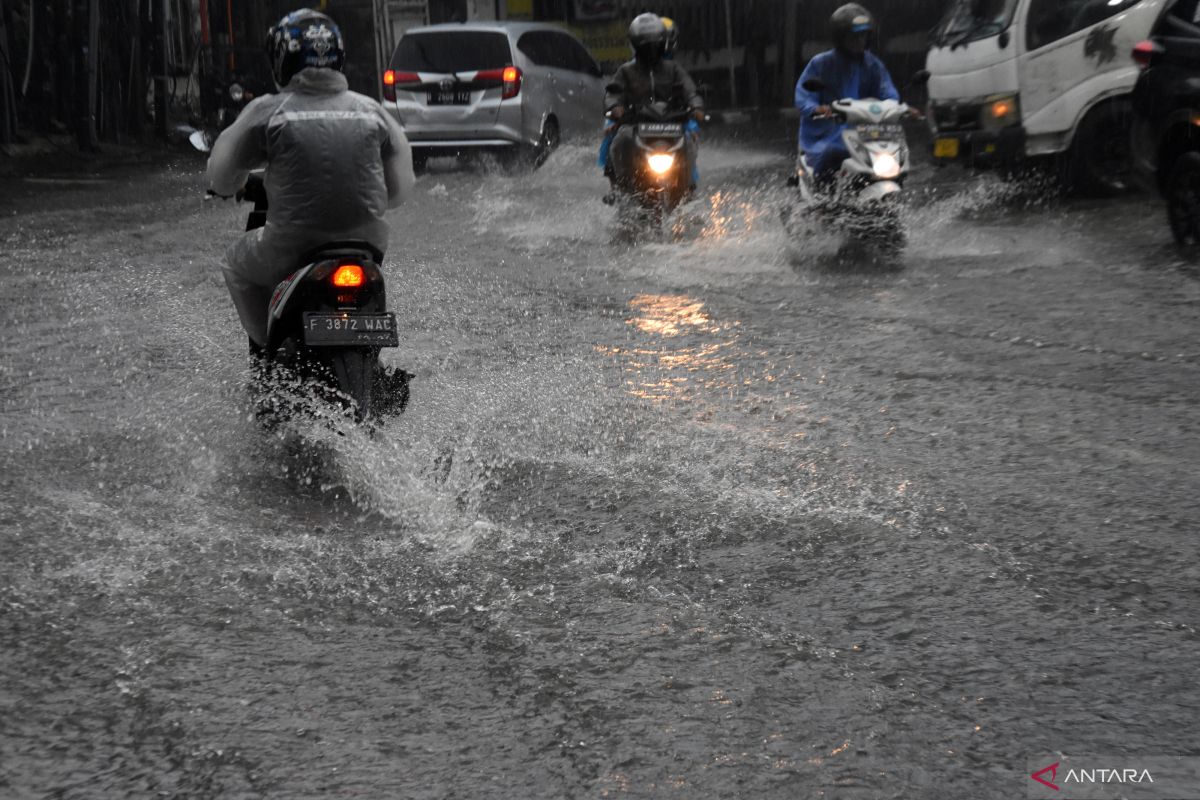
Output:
931,126,1026,169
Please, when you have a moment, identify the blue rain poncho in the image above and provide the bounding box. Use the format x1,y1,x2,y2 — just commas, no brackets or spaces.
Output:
794,49,899,175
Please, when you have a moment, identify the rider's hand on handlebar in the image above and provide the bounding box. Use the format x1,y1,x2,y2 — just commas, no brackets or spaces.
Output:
691,108,706,123
608,105,625,121
905,107,925,121
813,104,834,120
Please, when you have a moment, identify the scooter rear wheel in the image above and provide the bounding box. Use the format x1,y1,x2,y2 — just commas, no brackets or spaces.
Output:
327,348,376,422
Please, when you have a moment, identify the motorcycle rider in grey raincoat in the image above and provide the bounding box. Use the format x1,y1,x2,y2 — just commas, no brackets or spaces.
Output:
605,13,705,194
207,9,415,352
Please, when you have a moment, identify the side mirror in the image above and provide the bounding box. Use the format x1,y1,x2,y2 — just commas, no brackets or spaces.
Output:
910,70,931,86
188,129,215,153
802,77,826,93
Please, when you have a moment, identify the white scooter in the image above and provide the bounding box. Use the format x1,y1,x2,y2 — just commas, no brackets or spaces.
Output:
791,78,916,256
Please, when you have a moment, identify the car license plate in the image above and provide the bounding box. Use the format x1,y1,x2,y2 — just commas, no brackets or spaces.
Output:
303,313,399,347
428,90,471,105
639,123,683,137
934,137,960,159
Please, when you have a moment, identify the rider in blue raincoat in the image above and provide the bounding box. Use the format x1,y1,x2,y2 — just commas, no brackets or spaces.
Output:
794,3,899,181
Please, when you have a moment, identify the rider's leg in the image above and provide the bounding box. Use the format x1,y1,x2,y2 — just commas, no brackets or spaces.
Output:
224,228,296,349
685,119,701,188
608,126,637,191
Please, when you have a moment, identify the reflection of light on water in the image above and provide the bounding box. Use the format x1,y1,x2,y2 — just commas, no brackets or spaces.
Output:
598,293,741,402
626,293,732,336
699,190,770,243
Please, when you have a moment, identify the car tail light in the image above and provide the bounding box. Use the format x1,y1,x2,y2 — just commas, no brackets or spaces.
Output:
502,66,521,99
478,66,522,100
332,264,365,288
1133,40,1163,70
383,69,421,101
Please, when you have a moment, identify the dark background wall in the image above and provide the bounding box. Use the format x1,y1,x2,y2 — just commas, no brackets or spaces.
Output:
0,0,952,149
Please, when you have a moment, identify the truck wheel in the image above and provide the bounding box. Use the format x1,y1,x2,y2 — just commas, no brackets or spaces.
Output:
1063,99,1133,197
1167,151,1200,246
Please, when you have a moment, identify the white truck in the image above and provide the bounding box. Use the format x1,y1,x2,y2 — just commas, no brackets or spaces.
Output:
925,0,1166,193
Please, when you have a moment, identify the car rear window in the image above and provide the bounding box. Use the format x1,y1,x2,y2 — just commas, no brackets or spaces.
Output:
391,32,512,73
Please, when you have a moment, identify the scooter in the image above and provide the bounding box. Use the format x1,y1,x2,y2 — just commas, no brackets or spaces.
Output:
607,101,695,232
792,79,914,255
218,174,410,424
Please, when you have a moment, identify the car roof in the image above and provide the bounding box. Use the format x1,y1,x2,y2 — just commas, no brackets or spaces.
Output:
402,21,576,38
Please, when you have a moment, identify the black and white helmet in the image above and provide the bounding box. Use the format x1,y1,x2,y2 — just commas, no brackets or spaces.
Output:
266,8,345,87
628,12,667,64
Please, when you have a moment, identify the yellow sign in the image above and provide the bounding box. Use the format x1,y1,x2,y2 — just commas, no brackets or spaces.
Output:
566,20,629,63
934,137,960,159
507,0,533,19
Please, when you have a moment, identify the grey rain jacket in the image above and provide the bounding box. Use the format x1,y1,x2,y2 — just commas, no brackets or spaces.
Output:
604,59,704,114
207,67,414,253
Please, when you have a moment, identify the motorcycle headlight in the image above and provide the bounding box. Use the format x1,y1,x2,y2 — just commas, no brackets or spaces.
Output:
871,151,901,179
647,153,675,175
228,83,245,103
980,93,1019,130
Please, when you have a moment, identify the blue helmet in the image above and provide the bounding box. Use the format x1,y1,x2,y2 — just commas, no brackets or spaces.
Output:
266,9,345,87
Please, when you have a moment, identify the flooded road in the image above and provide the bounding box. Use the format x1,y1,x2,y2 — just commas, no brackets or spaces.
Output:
2,131,1199,799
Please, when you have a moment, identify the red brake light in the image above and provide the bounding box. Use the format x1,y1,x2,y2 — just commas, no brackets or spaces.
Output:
502,66,522,100
1133,40,1162,70
332,264,365,288
477,66,522,100
383,69,421,102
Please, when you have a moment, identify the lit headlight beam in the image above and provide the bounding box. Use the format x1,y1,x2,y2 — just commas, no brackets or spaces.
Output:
647,153,675,175
871,151,901,179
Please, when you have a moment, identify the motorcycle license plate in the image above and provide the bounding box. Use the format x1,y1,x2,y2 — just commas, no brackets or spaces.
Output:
428,90,471,105
302,313,399,347
858,123,903,140
638,123,683,137
934,137,960,159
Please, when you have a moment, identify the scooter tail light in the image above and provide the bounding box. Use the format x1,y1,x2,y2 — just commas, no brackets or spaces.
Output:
332,263,365,288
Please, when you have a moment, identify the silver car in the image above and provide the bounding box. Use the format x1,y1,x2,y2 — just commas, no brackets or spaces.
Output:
382,22,607,170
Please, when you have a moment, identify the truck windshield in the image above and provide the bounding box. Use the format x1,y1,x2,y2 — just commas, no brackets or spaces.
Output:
933,0,1020,48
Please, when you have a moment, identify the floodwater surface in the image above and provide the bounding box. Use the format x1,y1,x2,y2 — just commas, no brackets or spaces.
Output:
2,134,1199,799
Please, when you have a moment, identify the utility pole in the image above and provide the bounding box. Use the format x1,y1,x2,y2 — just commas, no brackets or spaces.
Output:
152,0,168,138
723,0,737,108
783,0,798,107
85,0,99,147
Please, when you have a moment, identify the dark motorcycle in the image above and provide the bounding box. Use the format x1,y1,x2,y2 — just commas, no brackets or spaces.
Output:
609,102,694,231
224,175,410,424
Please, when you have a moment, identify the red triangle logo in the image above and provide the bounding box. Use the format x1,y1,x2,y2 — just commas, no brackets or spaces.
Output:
1031,762,1060,791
